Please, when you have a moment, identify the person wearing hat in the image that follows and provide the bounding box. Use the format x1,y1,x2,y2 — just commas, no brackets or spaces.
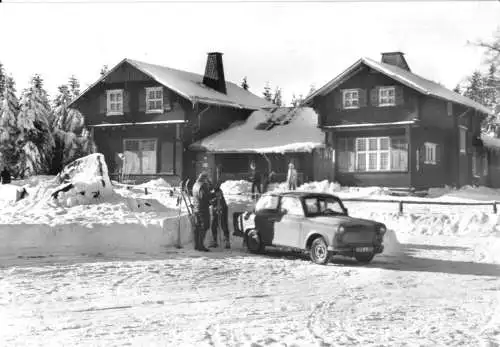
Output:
286,162,298,191
191,172,211,251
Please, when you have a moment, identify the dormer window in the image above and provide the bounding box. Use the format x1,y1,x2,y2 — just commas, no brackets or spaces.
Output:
106,89,123,116
379,86,396,106
342,89,359,109
146,87,163,113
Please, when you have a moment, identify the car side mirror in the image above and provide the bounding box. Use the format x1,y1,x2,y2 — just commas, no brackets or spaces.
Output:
344,208,349,215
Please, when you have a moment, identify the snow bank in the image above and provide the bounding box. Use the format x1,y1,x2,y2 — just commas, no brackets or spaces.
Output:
0,184,28,203
220,180,252,196
347,209,500,238
382,229,402,256
0,215,192,258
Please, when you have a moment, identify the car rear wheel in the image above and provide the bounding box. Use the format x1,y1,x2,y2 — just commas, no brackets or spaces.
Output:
310,237,331,265
354,251,375,263
246,229,264,254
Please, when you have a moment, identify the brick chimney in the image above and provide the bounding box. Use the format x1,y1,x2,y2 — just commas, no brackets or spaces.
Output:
381,52,411,72
203,52,227,94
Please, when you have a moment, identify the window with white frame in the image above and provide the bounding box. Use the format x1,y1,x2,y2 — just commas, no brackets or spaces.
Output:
107,89,123,115
146,87,163,113
355,137,390,171
379,86,396,106
342,89,359,109
424,142,437,165
123,139,157,174
338,136,408,173
459,127,467,154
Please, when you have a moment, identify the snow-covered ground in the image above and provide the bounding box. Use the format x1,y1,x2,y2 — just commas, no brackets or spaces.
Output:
0,234,498,346
1,177,499,345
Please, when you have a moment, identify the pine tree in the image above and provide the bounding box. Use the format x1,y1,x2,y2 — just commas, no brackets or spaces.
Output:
0,76,20,174
464,71,487,104
263,81,272,102
51,80,91,173
453,84,462,94
273,87,283,107
68,75,80,99
0,62,5,102
100,65,109,77
16,76,55,177
241,76,249,91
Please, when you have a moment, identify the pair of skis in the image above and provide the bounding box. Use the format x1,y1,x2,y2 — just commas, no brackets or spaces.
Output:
175,179,195,248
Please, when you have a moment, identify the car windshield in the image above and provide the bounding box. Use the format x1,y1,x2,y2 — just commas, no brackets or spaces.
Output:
255,194,280,212
303,196,346,216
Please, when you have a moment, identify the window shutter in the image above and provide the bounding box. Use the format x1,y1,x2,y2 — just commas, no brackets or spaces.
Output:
334,90,342,110
99,93,107,114
138,88,146,112
395,86,404,106
370,87,379,106
123,90,130,113
358,89,367,107
163,88,172,112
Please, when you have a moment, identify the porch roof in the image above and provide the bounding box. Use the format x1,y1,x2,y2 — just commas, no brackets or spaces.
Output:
190,107,325,154
324,120,416,129
481,134,500,151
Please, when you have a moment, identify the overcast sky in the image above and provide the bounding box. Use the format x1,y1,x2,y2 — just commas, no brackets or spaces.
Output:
0,1,499,104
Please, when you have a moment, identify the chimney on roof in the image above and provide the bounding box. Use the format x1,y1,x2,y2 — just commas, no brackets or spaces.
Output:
203,52,227,94
381,52,411,72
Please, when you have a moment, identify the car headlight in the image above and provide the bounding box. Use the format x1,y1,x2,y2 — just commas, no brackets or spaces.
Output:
378,225,387,234
337,225,345,233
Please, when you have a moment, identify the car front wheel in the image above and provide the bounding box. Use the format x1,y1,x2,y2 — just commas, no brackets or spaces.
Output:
354,251,375,263
245,229,264,254
310,237,331,265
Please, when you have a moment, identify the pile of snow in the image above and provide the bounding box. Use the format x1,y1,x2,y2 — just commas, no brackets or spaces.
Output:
136,178,173,189
428,185,500,202
382,229,402,256
220,180,253,196
0,184,28,203
52,153,113,208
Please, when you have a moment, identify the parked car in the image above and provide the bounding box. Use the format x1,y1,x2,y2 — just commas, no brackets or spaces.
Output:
233,191,386,264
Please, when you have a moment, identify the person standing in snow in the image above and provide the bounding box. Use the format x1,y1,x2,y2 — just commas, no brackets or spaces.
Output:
249,160,261,200
209,182,230,249
1,166,11,184
286,162,298,191
191,172,211,252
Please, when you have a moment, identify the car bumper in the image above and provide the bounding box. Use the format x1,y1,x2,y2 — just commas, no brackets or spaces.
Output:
327,245,384,254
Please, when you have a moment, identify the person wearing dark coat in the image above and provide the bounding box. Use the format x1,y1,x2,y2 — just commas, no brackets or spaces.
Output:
249,161,261,200
209,183,230,249
191,172,211,252
1,167,11,184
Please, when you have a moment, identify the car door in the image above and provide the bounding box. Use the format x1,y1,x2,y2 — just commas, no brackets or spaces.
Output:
254,195,280,245
273,196,304,248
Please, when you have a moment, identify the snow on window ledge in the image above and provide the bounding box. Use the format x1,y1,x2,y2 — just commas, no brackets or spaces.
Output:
145,109,164,114
106,111,124,116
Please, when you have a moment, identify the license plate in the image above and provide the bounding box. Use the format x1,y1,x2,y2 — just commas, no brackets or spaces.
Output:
355,247,373,253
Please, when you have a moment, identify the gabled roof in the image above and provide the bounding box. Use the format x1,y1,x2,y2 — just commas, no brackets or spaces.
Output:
303,57,492,115
70,58,274,110
189,107,324,153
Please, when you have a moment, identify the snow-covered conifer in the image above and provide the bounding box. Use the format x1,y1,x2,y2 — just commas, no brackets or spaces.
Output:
0,76,20,173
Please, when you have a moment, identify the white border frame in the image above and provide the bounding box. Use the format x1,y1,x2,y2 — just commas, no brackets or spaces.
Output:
106,89,124,116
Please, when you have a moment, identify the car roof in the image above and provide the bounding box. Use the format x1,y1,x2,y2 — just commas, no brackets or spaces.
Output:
265,191,341,199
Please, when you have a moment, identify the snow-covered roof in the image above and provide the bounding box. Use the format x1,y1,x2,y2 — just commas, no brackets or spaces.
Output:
70,58,274,110
324,120,416,129
304,57,492,116
88,120,186,128
190,107,325,153
481,134,500,151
